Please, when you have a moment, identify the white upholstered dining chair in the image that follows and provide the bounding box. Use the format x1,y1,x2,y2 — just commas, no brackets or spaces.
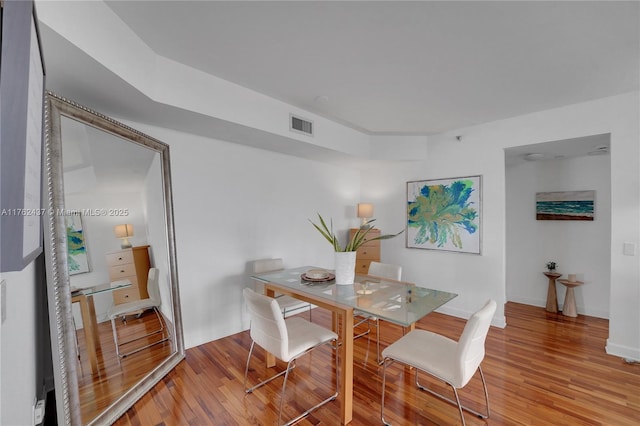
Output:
242,288,338,425
354,261,402,364
252,258,313,320
107,267,169,358
380,299,497,425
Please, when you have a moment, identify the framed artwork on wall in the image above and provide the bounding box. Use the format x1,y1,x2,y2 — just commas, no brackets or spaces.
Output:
66,211,90,275
536,190,595,221
406,175,482,254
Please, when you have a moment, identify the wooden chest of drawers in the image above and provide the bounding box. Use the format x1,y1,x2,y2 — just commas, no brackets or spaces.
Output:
106,245,151,305
350,228,381,274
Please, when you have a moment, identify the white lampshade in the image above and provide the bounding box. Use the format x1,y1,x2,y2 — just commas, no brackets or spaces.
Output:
114,224,134,248
357,203,374,227
357,203,374,219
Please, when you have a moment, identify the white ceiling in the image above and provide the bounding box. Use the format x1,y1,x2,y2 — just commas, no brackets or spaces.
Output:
98,0,639,135
503,133,611,167
39,0,638,163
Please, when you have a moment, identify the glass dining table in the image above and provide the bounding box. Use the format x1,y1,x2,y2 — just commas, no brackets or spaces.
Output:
251,265,457,425
71,280,132,374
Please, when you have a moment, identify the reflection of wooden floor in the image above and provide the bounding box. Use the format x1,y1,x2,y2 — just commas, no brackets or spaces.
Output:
76,311,172,424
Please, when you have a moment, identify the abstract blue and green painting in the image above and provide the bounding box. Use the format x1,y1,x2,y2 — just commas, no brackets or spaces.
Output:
66,212,90,275
407,176,481,254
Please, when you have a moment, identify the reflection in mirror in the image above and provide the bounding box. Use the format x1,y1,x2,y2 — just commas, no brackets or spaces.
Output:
43,93,184,425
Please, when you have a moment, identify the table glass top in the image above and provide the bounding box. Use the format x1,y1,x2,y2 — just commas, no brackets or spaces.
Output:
251,266,457,327
71,279,132,297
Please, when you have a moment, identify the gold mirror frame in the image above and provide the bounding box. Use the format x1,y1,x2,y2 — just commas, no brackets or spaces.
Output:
43,93,185,425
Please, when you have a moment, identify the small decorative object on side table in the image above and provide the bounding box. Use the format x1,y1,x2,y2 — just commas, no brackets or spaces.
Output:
543,271,562,313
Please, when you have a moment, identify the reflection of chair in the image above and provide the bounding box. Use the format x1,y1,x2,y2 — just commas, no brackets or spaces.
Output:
252,258,313,321
354,261,402,364
380,299,497,426
242,288,338,426
108,268,168,358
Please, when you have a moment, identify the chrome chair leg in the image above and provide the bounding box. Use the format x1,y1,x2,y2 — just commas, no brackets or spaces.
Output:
355,314,377,365
478,366,491,418
353,316,372,339
243,341,255,392
111,307,168,359
363,319,372,366
381,360,489,426
245,338,338,425
110,317,121,358
279,361,293,425
361,317,384,366
380,358,393,426
415,366,490,423
375,318,382,364
244,341,294,394
452,386,465,426
280,346,338,426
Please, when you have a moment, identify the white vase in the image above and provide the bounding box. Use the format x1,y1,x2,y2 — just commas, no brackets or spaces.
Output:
334,251,356,285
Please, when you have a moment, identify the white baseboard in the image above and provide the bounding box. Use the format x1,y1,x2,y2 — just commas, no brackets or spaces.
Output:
606,340,640,362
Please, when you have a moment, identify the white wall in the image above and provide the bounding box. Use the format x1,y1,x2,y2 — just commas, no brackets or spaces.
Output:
506,154,612,318
361,145,508,326
129,122,364,349
362,92,640,360
0,264,38,426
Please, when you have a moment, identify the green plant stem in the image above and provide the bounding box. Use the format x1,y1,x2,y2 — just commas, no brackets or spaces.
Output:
309,213,404,252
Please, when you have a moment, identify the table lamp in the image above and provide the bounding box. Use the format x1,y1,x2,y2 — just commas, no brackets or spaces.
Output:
114,224,134,248
357,203,374,228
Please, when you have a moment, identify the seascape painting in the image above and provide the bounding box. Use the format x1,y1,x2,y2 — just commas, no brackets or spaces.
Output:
66,211,90,275
536,191,595,221
406,176,481,254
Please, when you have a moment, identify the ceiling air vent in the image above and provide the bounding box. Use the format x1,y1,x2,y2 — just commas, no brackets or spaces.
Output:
290,114,314,136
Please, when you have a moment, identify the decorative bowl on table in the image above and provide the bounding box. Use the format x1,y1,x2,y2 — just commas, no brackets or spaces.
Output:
301,269,335,282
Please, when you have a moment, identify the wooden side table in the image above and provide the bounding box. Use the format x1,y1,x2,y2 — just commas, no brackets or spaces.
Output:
557,279,584,317
543,272,562,313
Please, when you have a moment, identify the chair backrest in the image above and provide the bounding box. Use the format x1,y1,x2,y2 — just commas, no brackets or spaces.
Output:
455,299,496,387
252,258,284,274
252,259,284,293
243,288,288,360
146,268,161,305
368,261,402,281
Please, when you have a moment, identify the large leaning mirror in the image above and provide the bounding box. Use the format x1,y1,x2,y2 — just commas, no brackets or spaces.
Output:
43,93,185,425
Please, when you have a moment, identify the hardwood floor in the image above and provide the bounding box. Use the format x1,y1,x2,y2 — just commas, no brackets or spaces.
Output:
76,311,172,423
114,302,640,425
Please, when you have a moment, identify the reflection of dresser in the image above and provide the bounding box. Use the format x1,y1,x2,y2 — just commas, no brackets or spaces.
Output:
350,228,381,274
106,245,151,305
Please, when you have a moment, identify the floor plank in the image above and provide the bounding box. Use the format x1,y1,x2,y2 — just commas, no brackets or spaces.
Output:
114,302,640,425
